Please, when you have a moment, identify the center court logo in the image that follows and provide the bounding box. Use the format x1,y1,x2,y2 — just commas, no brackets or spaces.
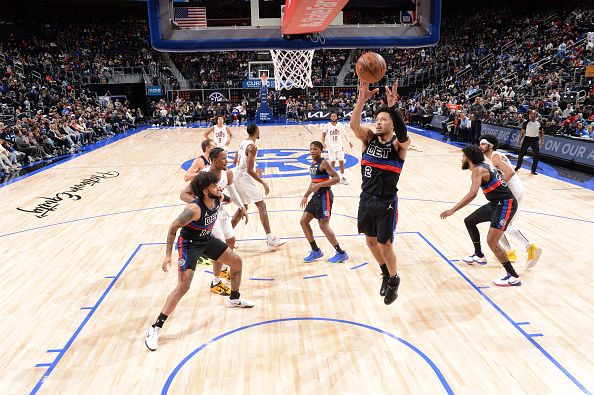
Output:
181,148,358,178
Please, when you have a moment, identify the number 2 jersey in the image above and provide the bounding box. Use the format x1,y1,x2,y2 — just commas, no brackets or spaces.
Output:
361,135,404,199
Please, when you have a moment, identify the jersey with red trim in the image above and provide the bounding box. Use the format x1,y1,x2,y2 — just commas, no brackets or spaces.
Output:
361,135,403,199
179,197,221,240
310,158,330,193
477,163,514,202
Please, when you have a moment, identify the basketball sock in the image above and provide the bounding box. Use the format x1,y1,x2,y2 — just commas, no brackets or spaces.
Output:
473,241,484,257
230,290,240,300
502,262,519,278
379,263,389,276
509,229,531,250
310,240,320,251
153,313,168,329
499,234,512,251
334,244,345,254
388,275,399,286
212,277,221,285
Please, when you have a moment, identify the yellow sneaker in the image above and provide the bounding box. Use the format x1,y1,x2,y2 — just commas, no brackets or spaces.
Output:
197,256,213,266
219,267,230,280
210,281,231,296
506,250,517,262
526,244,542,268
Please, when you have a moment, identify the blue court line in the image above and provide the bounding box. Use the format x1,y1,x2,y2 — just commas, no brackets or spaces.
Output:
350,262,368,270
477,286,490,289
35,363,52,368
516,322,530,326
46,349,62,353
161,317,454,395
529,334,545,338
104,276,115,279
448,259,460,262
302,274,328,279
30,243,144,395
416,231,591,395
0,126,149,189
249,278,275,281
80,307,94,310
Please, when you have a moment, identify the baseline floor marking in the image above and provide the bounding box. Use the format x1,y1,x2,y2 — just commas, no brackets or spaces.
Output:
161,317,454,395
417,231,591,395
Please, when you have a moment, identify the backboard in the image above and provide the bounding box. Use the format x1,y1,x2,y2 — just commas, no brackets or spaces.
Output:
147,0,441,52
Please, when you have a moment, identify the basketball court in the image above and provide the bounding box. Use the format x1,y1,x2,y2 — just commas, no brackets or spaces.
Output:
1,0,593,393
1,123,593,394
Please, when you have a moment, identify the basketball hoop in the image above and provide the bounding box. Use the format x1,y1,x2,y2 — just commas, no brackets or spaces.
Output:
270,49,315,91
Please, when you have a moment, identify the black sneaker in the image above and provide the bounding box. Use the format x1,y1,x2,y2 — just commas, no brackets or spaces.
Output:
380,274,389,296
531,171,539,175
384,276,400,305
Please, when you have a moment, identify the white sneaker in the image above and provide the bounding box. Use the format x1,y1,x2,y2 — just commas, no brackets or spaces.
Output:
145,326,161,351
492,273,521,287
461,254,487,265
226,297,255,308
267,235,286,251
340,176,348,185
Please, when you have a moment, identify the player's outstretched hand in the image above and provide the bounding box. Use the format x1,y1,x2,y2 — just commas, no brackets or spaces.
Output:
385,80,399,107
357,80,379,103
440,209,454,219
300,197,308,209
162,256,172,272
239,207,249,224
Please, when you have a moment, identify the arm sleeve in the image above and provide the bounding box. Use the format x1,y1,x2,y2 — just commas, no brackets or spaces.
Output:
226,184,244,208
389,105,409,143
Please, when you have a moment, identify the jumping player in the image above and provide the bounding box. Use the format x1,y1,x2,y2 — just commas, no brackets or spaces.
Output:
322,112,353,184
479,134,542,267
204,115,233,150
184,138,216,182
440,145,522,287
350,80,408,305
145,171,254,352
300,141,348,263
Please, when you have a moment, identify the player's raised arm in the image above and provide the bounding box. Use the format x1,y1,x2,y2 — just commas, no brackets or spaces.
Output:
350,81,378,143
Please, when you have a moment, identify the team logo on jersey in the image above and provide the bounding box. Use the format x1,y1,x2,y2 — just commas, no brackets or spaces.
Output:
324,210,330,217
178,259,186,267
499,219,507,227
182,149,358,178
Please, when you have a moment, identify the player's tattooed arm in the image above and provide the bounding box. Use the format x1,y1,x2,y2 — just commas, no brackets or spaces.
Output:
321,160,340,186
165,205,199,257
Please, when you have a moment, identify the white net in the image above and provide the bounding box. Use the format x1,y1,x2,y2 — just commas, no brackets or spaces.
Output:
269,49,315,90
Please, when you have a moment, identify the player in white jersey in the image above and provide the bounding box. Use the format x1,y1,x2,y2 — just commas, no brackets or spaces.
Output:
480,134,542,267
204,115,233,150
322,112,353,184
181,147,248,295
231,123,286,250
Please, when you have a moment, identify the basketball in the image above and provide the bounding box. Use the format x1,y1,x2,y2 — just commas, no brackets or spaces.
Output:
355,52,387,83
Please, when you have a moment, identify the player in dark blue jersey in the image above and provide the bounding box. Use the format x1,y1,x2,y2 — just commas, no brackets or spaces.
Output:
145,171,254,351
350,79,409,305
440,145,521,287
299,141,347,263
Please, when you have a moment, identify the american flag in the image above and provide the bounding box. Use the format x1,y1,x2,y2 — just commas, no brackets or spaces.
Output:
173,7,207,29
